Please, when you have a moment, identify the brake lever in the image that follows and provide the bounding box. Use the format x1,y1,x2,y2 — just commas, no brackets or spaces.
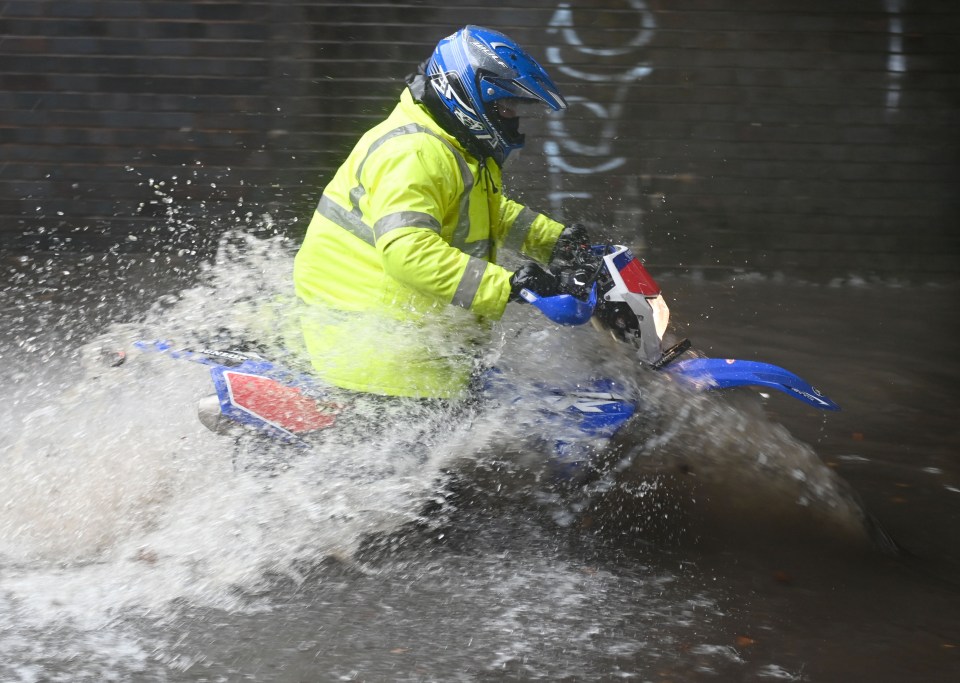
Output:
555,242,610,298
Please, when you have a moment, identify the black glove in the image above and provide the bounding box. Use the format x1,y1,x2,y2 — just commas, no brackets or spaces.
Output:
509,262,563,301
552,223,591,263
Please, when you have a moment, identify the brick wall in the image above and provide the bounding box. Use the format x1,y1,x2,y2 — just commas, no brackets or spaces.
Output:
1,0,957,280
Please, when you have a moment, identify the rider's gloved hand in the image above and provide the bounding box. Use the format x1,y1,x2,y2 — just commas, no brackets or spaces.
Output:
552,223,591,263
509,262,563,302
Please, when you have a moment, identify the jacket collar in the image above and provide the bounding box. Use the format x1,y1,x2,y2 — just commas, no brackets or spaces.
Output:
403,73,492,165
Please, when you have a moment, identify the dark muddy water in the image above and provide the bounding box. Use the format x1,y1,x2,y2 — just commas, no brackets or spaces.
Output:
1,242,958,682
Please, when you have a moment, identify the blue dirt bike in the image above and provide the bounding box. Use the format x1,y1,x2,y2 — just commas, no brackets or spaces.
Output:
125,244,838,474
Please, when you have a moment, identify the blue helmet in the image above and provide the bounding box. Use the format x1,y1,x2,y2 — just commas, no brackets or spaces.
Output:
425,25,567,165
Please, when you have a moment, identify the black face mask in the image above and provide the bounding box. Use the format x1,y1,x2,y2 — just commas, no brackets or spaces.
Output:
492,110,524,146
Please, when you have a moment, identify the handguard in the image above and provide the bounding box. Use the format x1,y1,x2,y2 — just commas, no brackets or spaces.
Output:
520,283,598,326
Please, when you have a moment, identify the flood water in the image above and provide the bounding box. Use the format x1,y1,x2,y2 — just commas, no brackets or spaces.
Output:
1,233,958,682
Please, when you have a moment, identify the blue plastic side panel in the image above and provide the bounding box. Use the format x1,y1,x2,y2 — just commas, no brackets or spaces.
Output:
133,340,337,443
480,370,637,479
207,362,295,441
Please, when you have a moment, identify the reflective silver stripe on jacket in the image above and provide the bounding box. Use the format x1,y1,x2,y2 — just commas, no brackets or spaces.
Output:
350,123,427,213
450,256,489,309
316,121,492,308
317,195,375,246
373,211,441,241
318,123,486,255
504,206,539,252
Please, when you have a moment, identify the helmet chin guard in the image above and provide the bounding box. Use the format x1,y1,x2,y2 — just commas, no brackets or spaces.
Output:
425,25,567,165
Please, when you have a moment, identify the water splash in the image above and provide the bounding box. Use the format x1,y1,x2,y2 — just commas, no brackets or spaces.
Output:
494,306,887,551
0,231,473,677
0,228,885,679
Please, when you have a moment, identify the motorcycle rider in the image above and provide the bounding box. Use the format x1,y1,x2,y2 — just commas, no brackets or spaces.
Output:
293,25,590,400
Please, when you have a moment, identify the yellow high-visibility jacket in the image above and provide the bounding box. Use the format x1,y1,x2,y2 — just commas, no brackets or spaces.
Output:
293,87,564,398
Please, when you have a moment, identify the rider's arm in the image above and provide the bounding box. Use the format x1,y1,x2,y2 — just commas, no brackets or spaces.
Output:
381,229,512,319
364,141,513,320
497,197,565,265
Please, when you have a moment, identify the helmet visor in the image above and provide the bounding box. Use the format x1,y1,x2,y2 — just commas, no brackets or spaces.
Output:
493,98,552,119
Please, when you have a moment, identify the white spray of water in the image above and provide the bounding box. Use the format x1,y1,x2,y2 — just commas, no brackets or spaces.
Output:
0,232,475,678
0,229,880,679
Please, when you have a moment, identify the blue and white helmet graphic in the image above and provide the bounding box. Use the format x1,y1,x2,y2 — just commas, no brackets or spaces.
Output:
425,25,567,165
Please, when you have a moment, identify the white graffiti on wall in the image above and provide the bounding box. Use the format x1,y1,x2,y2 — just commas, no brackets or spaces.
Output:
885,0,906,120
540,1,906,217
543,1,656,217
